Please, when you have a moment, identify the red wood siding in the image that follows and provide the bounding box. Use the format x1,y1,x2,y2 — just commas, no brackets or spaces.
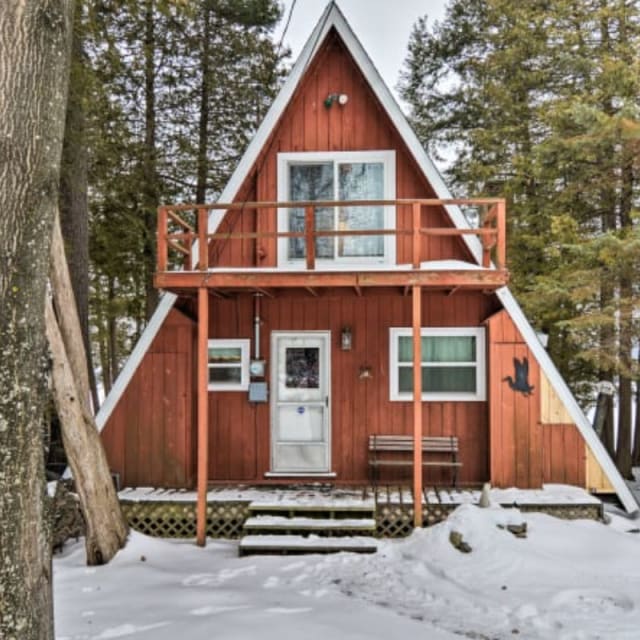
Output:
487,310,587,489
101,308,195,488
209,29,474,269
487,309,543,488
207,290,498,485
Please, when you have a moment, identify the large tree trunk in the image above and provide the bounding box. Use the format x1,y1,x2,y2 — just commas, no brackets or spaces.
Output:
142,0,159,320
59,10,100,411
0,1,74,638
45,298,128,565
196,4,212,203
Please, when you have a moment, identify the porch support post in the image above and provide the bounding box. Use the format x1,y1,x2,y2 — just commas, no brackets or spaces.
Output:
196,286,209,546
412,284,423,528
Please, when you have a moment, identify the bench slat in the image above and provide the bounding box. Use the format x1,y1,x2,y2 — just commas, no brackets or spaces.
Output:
368,434,461,487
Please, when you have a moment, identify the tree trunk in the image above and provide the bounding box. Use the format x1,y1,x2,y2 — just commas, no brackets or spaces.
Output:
196,4,211,203
0,1,74,638
45,298,128,565
143,0,159,320
59,10,99,411
51,213,92,411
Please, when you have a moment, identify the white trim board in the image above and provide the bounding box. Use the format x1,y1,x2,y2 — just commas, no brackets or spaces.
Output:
95,1,637,514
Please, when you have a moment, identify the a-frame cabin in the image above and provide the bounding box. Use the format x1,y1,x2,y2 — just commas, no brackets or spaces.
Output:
98,3,637,543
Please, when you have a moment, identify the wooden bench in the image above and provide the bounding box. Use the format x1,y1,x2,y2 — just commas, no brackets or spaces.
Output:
368,435,462,487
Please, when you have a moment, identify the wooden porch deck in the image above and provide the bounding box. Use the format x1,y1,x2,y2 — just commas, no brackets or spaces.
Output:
118,484,603,541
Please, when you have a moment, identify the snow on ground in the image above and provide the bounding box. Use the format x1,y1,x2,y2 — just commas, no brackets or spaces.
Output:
54,504,640,640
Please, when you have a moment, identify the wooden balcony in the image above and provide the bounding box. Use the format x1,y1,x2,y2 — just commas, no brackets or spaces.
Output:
154,198,509,295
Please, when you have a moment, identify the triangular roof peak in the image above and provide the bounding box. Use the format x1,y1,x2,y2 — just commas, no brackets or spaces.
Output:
209,0,480,261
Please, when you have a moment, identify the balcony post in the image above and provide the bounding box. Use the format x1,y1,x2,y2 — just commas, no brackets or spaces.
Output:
198,208,208,271
412,202,421,269
157,207,167,272
497,200,506,269
196,286,209,546
412,284,423,528
305,205,315,270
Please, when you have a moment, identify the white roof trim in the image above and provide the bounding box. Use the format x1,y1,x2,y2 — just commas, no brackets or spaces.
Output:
95,293,176,431
493,288,638,514
96,1,636,513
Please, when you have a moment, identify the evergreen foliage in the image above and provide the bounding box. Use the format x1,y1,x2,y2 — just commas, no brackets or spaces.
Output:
401,0,640,474
75,0,284,392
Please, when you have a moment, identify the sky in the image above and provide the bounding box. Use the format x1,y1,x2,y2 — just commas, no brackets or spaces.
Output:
273,0,450,104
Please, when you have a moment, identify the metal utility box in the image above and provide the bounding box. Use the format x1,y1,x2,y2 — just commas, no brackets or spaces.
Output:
248,381,268,403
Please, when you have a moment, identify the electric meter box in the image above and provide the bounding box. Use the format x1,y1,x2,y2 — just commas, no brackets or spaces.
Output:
248,381,268,403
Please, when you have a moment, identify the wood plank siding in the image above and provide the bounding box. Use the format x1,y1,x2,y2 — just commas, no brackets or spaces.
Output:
209,30,474,269
101,309,195,488
206,289,498,485
486,310,585,489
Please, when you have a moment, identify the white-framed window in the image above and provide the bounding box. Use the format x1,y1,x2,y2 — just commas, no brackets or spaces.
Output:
389,327,486,401
277,151,396,266
208,339,250,391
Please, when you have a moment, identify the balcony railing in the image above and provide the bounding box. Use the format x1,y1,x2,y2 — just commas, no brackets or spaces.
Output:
157,198,506,274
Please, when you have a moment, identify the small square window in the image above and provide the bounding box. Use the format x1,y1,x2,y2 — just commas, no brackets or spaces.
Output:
208,339,250,391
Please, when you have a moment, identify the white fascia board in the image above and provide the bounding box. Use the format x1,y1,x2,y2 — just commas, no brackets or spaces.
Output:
495,287,639,514
95,293,177,431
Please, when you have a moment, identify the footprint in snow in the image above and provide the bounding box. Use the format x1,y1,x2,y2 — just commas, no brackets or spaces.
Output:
94,621,170,638
280,561,305,573
266,607,312,615
263,576,279,588
190,605,250,616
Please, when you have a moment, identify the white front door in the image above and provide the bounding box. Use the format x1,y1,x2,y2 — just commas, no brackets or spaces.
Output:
271,332,331,473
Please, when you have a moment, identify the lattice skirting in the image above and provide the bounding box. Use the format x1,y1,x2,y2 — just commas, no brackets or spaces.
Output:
375,503,602,538
122,501,601,540
121,501,250,539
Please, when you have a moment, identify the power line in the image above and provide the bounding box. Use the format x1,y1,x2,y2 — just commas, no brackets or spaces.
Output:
276,0,297,58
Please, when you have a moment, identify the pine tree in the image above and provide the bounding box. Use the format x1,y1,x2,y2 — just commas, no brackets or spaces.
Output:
84,0,284,384
401,0,640,475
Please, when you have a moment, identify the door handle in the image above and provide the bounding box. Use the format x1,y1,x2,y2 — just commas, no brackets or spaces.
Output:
325,396,329,407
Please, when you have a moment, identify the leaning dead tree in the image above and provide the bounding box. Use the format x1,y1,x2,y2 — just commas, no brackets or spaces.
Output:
47,213,128,565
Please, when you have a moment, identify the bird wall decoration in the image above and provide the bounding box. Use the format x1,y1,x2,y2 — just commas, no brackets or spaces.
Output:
503,357,535,396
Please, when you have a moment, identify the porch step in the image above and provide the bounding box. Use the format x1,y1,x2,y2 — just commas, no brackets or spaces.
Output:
243,515,376,533
239,534,378,556
240,500,378,556
247,500,375,518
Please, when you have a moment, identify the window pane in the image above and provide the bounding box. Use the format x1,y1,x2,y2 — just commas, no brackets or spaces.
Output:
208,347,242,364
398,366,477,393
424,336,476,362
398,336,413,363
209,367,241,384
424,366,476,392
338,162,384,257
289,163,334,259
285,347,319,389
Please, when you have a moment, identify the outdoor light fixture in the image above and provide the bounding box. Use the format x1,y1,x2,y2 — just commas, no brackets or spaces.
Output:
359,365,373,379
324,93,349,108
341,326,352,351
